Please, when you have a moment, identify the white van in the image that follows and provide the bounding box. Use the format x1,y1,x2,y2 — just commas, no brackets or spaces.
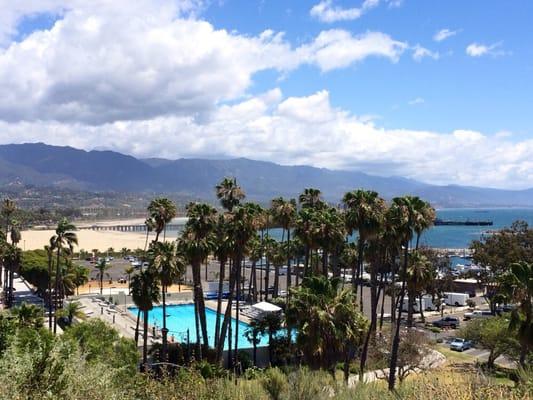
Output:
401,295,438,312
443,292,469,307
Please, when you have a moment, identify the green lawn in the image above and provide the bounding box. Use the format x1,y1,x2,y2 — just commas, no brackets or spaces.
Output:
435,345,476,363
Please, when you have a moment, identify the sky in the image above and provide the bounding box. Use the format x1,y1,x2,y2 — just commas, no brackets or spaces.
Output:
0,0,532,189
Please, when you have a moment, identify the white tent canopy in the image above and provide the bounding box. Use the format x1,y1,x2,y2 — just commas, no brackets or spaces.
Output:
252,301,282,313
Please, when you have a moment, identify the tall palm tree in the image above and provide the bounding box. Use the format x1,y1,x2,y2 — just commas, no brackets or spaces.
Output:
386,196,419,391
1,199,17,301
215,177,245,212
213,214,233,348
412,198,436,250
45,239,55,330
298,188,324,210
95,259,112,295
147,198,177,242
179,202,217,351
405,251,433,326
286,275,368,377
124,265,135,295
52,219,78,335
131,269,160,371
342,190,386,312
224,203,260,368
271,197,297,299
149,240,185,361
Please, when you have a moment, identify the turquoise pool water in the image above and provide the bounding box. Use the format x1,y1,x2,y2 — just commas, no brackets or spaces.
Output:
128,304,270,350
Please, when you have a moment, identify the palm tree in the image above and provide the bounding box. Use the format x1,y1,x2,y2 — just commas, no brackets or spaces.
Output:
121,247,130,258
45,239,55,330
131,269,160,371
215,177,245,212
342,190,386,311
58,300,85,326
386,196,419,391
507,261,533,366
298,188,324,210
52,219,78,335
149,240,185,361
11,302,44,329
1,198,17,303
271,197,297,300
287,275,368,377
95,258,112,295
147,198,177,242
412,199,436,250
179,202,217,351
225,203,260,368
124,265,135,294
244,318,263,366
2,243,21,308
213,214,233,348
405,251,433,326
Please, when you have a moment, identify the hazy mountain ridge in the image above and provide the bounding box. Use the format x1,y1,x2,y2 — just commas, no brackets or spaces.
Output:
0,143,531,207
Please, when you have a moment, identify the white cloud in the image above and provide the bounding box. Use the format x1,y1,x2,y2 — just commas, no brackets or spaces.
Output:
408,97,424,105
1,90,532,189
298,30,407,71
0,2,407,125
310,0,379,23
0,1,530,190
412,44,439,61
433,28,459,42
466,42,505,57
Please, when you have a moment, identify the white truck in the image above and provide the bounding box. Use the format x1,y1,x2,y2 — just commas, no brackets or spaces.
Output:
401,295,438,312
443,292,470,307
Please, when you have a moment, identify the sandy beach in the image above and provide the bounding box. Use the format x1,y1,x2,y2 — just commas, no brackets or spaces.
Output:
21,217,188,251
21,229,150,251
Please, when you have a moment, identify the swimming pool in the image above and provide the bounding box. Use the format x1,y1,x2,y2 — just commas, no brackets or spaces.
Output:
128,304,270,350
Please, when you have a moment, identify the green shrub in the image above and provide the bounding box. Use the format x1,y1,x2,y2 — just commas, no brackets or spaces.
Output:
261,367,288,400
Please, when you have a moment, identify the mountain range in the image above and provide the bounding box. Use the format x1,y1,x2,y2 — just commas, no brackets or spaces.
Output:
0,143,532,208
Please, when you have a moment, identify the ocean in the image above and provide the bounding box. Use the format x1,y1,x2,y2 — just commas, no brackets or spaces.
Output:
165,208,533,250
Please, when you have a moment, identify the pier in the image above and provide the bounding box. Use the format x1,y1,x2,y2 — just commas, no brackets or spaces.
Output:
79,223,186,232
434,219,493,226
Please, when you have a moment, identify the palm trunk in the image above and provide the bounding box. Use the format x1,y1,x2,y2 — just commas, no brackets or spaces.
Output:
214,259,226,348
359,267,379,380
379,275,386,331
358,238,365,312
304,245,310,278
286,228,291,296
194,294,202,360
216,260,237,363
54,246,61,335
234,254,243,370
419,294,426,323
135,309,141,345
142,309,149,371
388,242,409,391
48,254,53,330
161,285,168,362
273,263,279,298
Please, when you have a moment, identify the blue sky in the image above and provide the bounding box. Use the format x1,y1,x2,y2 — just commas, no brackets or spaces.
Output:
202,0,533,136
0,0,532,189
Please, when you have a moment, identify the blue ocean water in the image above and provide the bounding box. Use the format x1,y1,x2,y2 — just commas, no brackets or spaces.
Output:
419,208,533,249
128,304,270,349
167,208,533,250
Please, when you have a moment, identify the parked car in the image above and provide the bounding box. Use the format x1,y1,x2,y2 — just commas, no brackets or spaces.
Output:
449,338,472,352
464,310,492,320
432,316,460,329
